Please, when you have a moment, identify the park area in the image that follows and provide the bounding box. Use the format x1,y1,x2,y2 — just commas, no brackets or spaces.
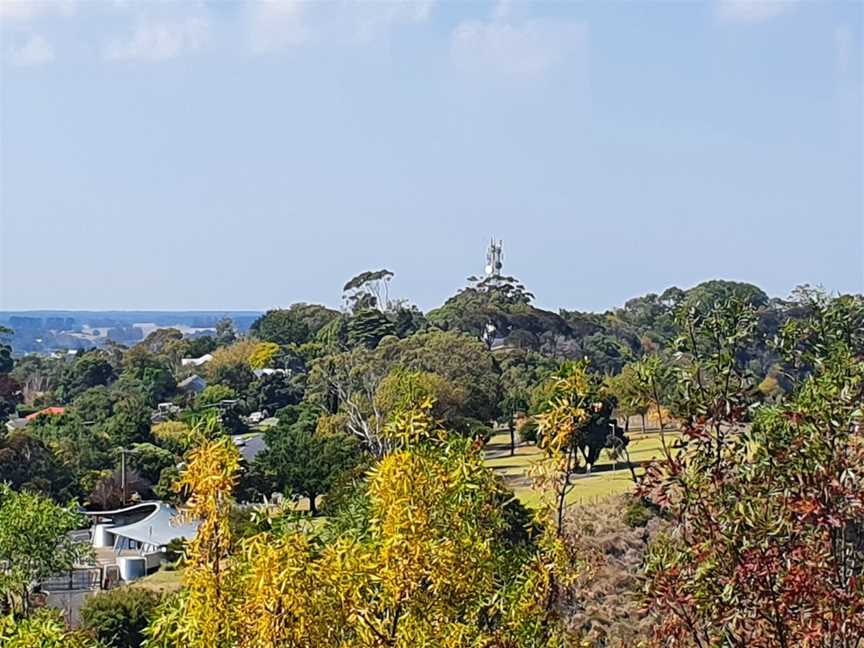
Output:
483,428,678,509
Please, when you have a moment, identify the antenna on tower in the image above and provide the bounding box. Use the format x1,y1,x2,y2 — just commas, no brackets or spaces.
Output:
485,237,503,278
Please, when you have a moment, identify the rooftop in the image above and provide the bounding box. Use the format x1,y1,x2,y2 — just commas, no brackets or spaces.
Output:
87,501,199,548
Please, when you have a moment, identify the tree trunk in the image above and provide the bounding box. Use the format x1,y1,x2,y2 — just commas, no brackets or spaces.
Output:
308,493,318,516
509,421,515,457
640,413,647,432
623,445,639,485
556,447,575,536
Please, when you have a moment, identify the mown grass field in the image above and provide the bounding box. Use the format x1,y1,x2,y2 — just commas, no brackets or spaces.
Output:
483,429,679,509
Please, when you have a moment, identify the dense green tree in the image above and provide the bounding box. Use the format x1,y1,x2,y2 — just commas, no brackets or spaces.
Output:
210,361,254,394
138,328,184,355
244,371,303,414
184,335,217,358
81,587,163,648
251,309,310,347
346,308,396,349
315,314,349,351
498,349,557,413
374,368,467,431
0,374,22,419
391,305,427,338
70,385,115,423
28,412,111,495
124,442,177,484
683,279,768,312
274,401,320,428
776,287,864,376
121,346,175,404
391,330,500,421
0,326,14,374
45,349,118,404
497,350,558,454
257,417,359,515
154,465,182,504
613,293,679,346
605,362,650,431
102,393,153,447
74,351,117,386
290,303,342,336
0,432,77,502
0,484,90,616
251,304,340,347
197,384,236,407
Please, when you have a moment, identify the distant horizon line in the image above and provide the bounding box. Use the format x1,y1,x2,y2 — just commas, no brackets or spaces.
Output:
0,309,267,313
0,279,856,316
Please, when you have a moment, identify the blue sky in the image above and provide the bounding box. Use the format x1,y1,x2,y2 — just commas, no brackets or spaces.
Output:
1,0,861,312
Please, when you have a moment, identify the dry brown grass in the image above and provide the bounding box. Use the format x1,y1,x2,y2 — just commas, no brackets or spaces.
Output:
558,495,661,647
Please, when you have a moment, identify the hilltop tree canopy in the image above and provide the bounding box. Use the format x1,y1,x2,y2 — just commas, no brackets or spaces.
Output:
251,304,340,347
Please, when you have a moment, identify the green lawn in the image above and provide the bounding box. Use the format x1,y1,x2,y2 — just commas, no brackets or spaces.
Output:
130,568,183,593
483,429,679,508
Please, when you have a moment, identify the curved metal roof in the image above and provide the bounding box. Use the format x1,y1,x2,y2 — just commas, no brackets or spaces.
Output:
85,502,159,517
94,502,199,547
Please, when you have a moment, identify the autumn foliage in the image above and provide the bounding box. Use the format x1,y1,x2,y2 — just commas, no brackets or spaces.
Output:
640,294,864,647
144,402,584,647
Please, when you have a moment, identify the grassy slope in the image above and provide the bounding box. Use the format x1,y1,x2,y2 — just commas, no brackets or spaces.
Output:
129,568,183,593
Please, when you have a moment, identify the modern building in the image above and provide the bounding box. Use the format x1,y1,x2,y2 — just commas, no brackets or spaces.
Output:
85,501,198,581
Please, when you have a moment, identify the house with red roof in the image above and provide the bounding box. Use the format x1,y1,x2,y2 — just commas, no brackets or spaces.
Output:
24,406,66,421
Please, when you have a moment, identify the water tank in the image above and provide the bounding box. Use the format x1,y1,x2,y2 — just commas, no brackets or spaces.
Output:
93,524,115,548
117,556,146,581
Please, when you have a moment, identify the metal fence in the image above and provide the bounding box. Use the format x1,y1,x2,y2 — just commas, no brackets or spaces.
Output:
40,568,101,592
38,566,119,628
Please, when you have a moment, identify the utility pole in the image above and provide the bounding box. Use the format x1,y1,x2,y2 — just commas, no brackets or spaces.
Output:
119,447,138,507
120,447,127,507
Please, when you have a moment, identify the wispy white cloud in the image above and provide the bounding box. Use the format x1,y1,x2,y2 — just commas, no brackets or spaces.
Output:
451,3,586,80
249,0,308,53
248,0,436,54
353,0,435,43
104,16,208,62
10,32,54,65
715,0,791,24
0,0,76,22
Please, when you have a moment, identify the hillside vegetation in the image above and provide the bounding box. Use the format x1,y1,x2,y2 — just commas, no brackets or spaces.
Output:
0,275,862,647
